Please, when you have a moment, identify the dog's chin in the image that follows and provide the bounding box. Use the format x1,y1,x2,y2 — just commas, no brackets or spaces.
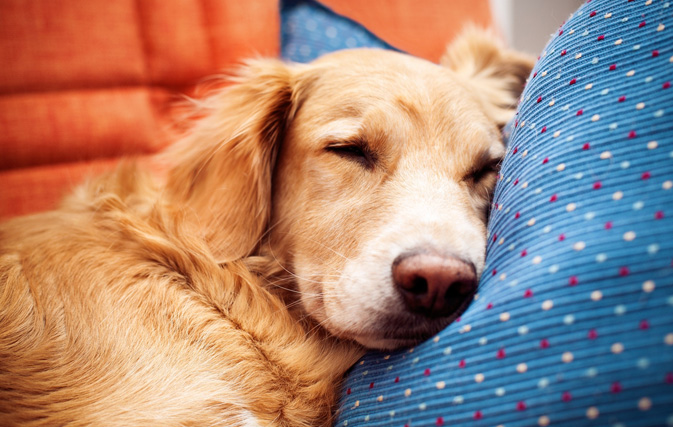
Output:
339,315,457,350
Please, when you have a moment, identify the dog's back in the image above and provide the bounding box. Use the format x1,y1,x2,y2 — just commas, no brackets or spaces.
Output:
0,165,360,427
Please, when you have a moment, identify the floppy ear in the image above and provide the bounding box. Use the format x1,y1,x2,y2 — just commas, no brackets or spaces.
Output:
165,60,294,261
441,26,535,126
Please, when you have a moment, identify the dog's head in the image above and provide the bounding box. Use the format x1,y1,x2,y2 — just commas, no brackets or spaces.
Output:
167,29,534,349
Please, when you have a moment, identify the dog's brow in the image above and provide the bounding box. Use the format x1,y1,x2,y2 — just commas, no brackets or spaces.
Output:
316,119,363,142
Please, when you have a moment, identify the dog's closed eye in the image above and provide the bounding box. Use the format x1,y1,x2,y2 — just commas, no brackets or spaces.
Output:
325,140,378,170
464,158,501,184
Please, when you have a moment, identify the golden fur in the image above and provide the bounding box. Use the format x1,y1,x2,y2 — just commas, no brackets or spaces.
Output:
0,29,533,426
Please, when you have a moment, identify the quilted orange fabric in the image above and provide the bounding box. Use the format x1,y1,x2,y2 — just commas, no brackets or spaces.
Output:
0,0,492,219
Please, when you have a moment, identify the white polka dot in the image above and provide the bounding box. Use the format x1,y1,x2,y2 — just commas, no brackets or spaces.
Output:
419,402,427,410
633,44,641,50
584,212,596,220
643,280,655,292
562,351,574,363
500,312,511,322
665,333,673,345
543,225,553,233
453,396,463,404
585,83,593,90
654,109,665,118
436,381,446,389
542,300,554,311
592,114,601,122
645,76,654,83
614,38,623,45
587,407,599,419
532,255,543,264
443,346,452,355
549,264,559,274
499,273,507,280
611,342,624,354
647,244,659,254
623,231,636,241
637,357,650,369
460,324,471,333
549,99,556,106
574,172,584,179
648,141,658,149
479,337,488,345
509,279,519,287
564,314,575,325
518,325,529,335
539,416,551,427
600,150,611,159
600,88,609,95
495,387,506,396
517,363,528,373
609,122,619,130
566,203,577,212
615,304,627,315
528,218,536,226
345,37,357,48
591,290,603,301
538,377,549,388
475,373,484,383
556,162,565,171
405,388,412,397
325,26,337,38
667,295,673,306
621,161,630,169
586,367,598,377
613,191,624,200
663,180,673,190
573,241,586,251
639,397,652,411
626,70,635,77
636,102,646,110
535,188,542,194
596,253,608,262
633,201,644,210
376,395,383,402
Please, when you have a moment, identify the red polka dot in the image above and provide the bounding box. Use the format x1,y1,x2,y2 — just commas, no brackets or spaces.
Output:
513,146,519,154
628,130,637,138
561,50,567,56
516,401,527,411
496,348,506,359
473,411,483,420
559,29,564,36
347,388,352,395
583,143,591,150
577,109,583,116
558,234,566,241
540,339,550,349
664,82,671,89
619,266,630,276
618,95,626,102
455,317,461,322
541,126,547,134
486,302,493,310
369,382,375,389
588,329,598,339
550,194,558,202
642,171,651,180
515,212,521,219
569,276,579,286
589,10,597,17
593,181,602,190
513,178,519,185
609,64,617,71
605,221,613,230
537,96,543,103
521,249,527,257
639,21,647,28
569,78,577,85
394,376,400,383
665,373,673,384
597,35,605,41
655,211,664,219
533,72,537,78
639,320,650,330
459,359,466,368
436,417,444,426
423,368,431,376
652,50,660,57
611,382,622,393
542,157,549,164
492,269,497,276
524,289,533,298
562,391,572,402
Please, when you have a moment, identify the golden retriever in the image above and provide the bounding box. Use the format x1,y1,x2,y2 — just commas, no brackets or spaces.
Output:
0,29,533,426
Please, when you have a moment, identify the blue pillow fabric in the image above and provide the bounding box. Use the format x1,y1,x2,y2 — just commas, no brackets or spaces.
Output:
336,1,673,426
280,0,400,63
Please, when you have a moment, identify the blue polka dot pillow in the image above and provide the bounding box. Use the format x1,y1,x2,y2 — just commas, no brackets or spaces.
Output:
319,1,672,426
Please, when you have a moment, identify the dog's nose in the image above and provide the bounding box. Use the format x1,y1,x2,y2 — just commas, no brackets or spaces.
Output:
392,252,477,318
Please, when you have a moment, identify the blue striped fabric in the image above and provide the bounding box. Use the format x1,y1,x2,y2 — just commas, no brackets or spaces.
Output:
335,1,673,426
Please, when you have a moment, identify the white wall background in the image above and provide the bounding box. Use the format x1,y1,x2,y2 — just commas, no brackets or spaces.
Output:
489,0,585,55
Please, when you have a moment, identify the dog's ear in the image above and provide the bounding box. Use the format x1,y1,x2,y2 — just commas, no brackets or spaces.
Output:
165,60,295,261
440,26,535,126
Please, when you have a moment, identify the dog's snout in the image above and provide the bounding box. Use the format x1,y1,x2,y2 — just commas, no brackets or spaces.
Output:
392,252,477,318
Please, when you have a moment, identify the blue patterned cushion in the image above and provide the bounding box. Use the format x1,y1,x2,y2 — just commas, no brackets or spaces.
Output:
280,0,399,63
336,1,673,426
